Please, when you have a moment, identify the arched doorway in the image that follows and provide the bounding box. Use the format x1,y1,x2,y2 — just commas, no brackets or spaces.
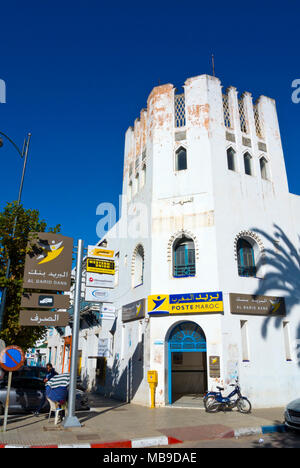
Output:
168,322,207,405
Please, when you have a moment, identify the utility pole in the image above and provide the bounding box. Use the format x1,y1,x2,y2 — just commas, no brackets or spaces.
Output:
63,239,84,428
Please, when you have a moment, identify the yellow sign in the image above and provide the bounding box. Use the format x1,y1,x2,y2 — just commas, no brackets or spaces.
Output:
86,258,115,275
88,246,114,259
148,295,170,315
148,291,223,315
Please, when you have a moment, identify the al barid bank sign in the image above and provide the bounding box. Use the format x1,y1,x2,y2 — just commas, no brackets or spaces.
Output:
23,232,73,291
20,232,73,327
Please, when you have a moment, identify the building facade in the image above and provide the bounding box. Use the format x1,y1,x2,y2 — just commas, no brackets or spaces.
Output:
47,74,300,408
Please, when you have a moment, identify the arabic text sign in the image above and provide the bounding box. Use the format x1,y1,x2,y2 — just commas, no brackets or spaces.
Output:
148,292,223,315
0,346,25,372
19,310,69,327
86,258,115,275
122,299,145,322
85,287,113,303
86,272,115,289
87,246,114,259
21,292,70,309
230,293,286,316
23,233,73,291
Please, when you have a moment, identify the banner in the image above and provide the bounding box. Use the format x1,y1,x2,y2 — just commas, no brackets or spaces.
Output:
122,299,145,322
86,272,114,289
148,292,223,315
85,287,113,303
230,293,286,316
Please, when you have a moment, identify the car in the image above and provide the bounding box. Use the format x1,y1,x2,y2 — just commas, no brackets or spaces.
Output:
0,374,89,415
284,398,300,431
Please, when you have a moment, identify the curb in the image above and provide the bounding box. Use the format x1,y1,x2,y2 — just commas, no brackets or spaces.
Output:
233,424,286,438
0,436,182,449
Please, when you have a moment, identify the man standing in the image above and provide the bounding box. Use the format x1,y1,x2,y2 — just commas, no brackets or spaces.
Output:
34,363,57,415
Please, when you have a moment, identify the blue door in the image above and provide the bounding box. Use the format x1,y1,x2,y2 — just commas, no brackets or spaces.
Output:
168,322,207,404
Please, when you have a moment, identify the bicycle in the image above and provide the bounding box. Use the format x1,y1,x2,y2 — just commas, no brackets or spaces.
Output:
203,379,251,414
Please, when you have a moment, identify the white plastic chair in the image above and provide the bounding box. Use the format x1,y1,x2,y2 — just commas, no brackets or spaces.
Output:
47,397,66,424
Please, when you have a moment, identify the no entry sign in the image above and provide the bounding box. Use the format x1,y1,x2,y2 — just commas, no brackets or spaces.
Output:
0,346,25,372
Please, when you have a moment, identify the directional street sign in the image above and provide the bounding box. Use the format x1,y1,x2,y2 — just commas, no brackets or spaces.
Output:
0,346,25,372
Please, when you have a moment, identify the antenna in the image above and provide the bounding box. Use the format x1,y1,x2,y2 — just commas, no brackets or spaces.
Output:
212,54,215,77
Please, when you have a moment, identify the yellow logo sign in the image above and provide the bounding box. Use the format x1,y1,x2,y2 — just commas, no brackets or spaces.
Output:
148,295,170,315
148,291,223,315
37,240,64,264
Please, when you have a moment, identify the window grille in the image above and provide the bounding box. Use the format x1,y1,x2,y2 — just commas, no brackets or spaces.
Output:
173,237,196,278
238,99,248,133
222,94,232,128
237,238,256,277
254,104,263,139
174,93,186,128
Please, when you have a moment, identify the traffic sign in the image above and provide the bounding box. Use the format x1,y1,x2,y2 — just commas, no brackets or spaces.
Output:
0,346,25,372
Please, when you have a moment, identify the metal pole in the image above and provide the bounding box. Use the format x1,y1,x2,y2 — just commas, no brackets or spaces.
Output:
63,239,84,428
3,371,12,432
0,133,31,331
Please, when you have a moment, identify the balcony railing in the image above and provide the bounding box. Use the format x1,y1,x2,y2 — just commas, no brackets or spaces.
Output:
173,263,196,278
238,266,257,277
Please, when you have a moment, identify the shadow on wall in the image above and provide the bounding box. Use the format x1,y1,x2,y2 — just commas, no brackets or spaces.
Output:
252,224,300,365
96,336,145,403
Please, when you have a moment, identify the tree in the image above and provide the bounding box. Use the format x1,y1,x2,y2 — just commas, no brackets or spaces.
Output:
0,201,61,349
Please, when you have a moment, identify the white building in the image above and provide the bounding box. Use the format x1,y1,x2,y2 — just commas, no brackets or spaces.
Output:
48,74,300,409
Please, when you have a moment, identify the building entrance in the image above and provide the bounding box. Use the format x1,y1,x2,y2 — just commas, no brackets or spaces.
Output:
168,322,207,405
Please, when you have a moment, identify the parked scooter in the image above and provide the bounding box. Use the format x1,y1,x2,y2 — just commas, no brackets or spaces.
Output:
203,379,251,413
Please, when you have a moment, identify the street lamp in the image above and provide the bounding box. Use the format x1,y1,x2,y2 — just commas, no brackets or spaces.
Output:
0,131,32,331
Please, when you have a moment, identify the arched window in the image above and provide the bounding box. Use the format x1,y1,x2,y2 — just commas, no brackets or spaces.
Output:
132,245,144,287
175,147,187,171
173,236,195,277
237,238,256,277
227,147,236,171
243,152,252,176
260,157,268,180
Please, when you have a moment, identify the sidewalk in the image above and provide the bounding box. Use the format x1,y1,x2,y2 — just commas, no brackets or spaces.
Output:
0,394,286,448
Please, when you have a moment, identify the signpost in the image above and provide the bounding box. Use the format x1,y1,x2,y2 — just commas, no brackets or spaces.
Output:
0,345,25,432
63,239,84,428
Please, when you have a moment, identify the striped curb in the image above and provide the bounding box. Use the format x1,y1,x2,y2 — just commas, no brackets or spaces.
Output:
0,436,182,449
233,424,286,438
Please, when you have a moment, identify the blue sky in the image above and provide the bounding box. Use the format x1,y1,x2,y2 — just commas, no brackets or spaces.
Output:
0,0,299,246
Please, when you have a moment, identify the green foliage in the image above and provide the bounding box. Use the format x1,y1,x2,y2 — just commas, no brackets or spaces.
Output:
0,201,61,349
